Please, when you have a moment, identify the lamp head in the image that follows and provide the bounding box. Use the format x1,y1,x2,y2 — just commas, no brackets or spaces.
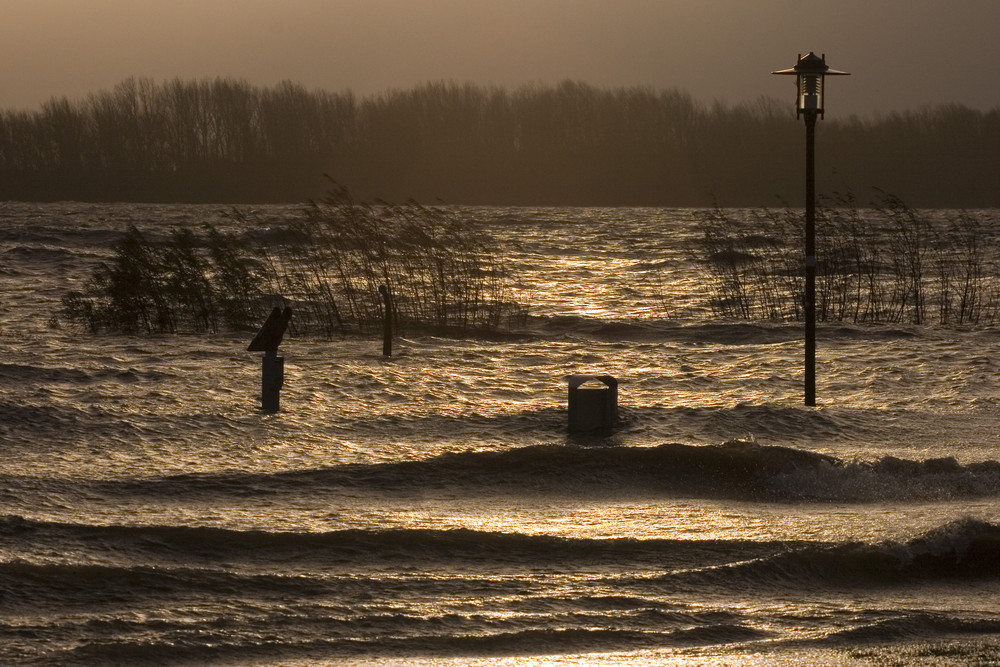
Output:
772,52,849,119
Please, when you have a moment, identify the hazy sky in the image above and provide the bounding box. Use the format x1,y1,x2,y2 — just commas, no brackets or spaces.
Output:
4,0,999,117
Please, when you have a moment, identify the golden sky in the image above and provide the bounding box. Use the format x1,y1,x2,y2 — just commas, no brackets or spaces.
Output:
3,0,998,116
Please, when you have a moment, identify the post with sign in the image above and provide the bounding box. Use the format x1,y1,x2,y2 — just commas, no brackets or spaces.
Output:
247,306,292,412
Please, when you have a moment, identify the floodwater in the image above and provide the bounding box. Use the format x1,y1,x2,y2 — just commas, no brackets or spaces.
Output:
2,202,999,665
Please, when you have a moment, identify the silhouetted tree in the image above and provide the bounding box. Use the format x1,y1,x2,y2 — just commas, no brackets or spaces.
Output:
1,78,997,205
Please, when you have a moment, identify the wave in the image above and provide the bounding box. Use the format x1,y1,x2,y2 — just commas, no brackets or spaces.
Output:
5,516,998,587
4,518,999,664
650,518,1000,592
0,559,344,610
0,363,172,385
820,612,1000,644
47,625,773,665
2,244,78,262
16,602,1000,665
662,403,848,441
99,441,1000,503
0,232,121,258
0,401,103,433
0,401,148,446
0,515,795,570
390,313,938,345
533,316,799,344
521,315,934,345
0,363,92,383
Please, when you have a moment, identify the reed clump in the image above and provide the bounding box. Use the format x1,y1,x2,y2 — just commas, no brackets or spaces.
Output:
693,192,1000,326
61,185,520,335
61,224,262,334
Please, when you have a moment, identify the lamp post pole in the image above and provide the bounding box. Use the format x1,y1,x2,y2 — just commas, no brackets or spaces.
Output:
772,52,848,407
804,110,817,406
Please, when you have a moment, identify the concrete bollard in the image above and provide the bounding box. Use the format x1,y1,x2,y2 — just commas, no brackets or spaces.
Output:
567,375,618,432
248,306,292,413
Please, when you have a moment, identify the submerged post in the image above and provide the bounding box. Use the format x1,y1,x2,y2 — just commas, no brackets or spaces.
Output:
247,306,292,412
379,285,393,357
772,53,849,406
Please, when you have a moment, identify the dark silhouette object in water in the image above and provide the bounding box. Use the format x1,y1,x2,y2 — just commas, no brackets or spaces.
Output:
248,307,292,412
248,306,292,352
379,285,393,357
772,52,849,407
567,375,618,433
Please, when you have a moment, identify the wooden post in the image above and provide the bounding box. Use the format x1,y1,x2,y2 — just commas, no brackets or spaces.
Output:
379,285,392,357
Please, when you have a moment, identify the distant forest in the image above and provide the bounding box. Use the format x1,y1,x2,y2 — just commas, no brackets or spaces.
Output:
1,77,997,206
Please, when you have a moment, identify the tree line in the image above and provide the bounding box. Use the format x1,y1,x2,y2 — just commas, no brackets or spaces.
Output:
1,77,997,206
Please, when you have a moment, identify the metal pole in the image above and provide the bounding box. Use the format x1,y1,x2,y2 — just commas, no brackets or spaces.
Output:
804,111,817,406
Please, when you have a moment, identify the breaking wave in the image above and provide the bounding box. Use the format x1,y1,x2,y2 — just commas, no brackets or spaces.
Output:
652,518,1000,591
97,441,1000,502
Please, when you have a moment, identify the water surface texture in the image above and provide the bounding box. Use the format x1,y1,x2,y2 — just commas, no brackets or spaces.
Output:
2,202,1000,666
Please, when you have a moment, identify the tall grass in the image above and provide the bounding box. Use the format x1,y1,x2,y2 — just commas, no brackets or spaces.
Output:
61,185,520,335
692,193,1000,326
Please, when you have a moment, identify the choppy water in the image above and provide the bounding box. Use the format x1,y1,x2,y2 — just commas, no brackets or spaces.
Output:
2,202,1000,666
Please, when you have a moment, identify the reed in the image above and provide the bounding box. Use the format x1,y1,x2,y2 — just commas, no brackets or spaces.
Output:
287,182,513,333
61,224,261,334
60,185,519,336
691,193,1000,326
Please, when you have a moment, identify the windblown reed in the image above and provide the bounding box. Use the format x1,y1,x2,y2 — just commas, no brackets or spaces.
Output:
272,182,516,333
692,193,1000,326
61,185,519,335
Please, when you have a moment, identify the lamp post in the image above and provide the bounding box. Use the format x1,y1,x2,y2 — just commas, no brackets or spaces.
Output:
772,53,849,406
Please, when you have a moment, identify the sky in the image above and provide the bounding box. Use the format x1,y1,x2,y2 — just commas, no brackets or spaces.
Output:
3,0,999,118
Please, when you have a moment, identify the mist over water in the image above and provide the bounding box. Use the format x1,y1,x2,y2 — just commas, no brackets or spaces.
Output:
2,202,1000,665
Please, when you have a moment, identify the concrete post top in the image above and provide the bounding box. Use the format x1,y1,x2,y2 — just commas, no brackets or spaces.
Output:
566,375,618,390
